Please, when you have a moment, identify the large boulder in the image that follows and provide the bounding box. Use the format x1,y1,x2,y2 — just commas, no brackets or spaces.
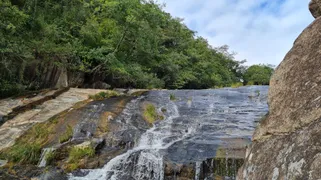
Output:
310,0,321,18
238,2,321,179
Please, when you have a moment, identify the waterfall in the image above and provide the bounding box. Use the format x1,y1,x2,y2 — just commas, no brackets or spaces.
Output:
69,99,198,180
68,87,269,180
38,148,56,168
195,161,202,180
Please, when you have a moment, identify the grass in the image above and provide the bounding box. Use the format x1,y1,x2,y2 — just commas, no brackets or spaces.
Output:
68,146,95,163
0,117,59,165
231,82,243,88
3,143,42,164
59,125,73,143
66,146,95,171
143,103,158,124
0,114,64,165
88,91,119,101
45,150,56,166
169,93,176,101
0,99,94,167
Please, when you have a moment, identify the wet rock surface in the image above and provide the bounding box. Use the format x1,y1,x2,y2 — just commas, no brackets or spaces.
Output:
68,86,268,180
238,3,321,180
0,87,268,180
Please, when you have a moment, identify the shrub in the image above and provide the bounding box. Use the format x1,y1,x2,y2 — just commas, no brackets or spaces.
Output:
88,91,119,100
247,81,255,86
0,80,25,99
231,82,243,88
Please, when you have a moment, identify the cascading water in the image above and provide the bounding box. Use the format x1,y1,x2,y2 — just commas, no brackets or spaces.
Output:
69,86,269,180
38,148,56,168
70,96,198,180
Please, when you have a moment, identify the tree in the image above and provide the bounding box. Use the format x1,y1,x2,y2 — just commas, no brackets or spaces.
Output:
1,0,250,98
243,64,274,85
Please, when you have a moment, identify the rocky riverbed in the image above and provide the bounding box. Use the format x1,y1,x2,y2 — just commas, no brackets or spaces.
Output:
0,86,268,180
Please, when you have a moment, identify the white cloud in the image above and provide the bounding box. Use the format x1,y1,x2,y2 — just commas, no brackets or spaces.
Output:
157,0,313,66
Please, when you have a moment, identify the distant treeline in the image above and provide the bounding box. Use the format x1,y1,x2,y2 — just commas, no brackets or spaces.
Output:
0,0,274,98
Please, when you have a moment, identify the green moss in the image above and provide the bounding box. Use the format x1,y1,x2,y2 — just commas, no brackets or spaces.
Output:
59,125,73,143
169,93,176,101
143,103,158,124
88,91,119,101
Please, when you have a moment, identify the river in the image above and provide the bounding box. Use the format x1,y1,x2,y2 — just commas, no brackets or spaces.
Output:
69,86,268,180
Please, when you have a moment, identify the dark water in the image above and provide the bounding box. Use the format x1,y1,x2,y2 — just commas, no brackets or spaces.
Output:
69,86,269,180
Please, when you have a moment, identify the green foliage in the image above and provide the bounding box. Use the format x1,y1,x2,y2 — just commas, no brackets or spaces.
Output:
0,80,25,98
59,125,73,144
244,64,274,85
0,0,272,97
88,91,119,100
247,81,255,86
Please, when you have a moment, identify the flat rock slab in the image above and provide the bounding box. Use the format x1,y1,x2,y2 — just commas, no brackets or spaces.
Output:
0,88,106,151
0,89,60,118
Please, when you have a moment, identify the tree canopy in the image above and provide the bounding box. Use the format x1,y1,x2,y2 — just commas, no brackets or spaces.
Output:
243,64,274,85
0,0,272,98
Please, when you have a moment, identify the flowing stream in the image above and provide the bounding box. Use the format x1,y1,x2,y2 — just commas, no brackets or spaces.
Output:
69,86,268,180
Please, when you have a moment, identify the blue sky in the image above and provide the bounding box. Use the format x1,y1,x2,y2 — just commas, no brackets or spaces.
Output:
158,0,313,66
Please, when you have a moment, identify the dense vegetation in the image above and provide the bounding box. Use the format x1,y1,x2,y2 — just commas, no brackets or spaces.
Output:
0,0,273,98
243,64,274,85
